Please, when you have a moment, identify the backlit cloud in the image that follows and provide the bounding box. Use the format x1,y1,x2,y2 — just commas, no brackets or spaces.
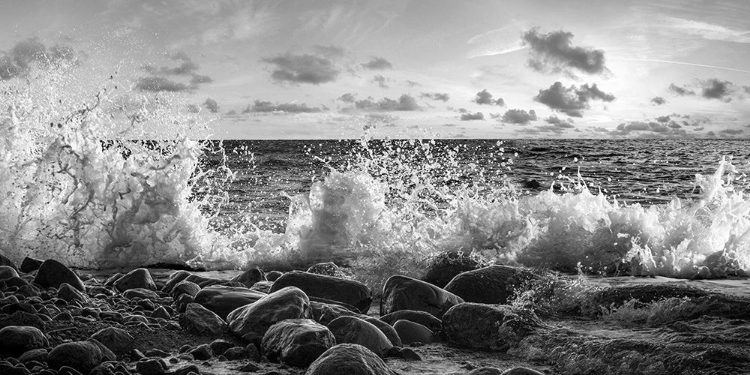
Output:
533,82,615,117
373,74,390,88
361,56,393,70
263,53,340,85
700,78,733,101
0,38,80,80
473,89,505,106
522,28,607,76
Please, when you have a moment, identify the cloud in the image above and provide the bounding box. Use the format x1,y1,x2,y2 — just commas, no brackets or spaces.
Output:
719,129,744,136
373,74,390,88
338,93,356,103
313,45,346,59
544,115,575,128
700,78,733,101
650,96,667,105
347,94,420,112
656,115,670,123
611,119,689,137
263,53,340,85
460,112,484,121
361,56,393,70
522,28,606,76
420,92,450,102
243,100,324,113
406,80,420,87
501,109,537,124
0,38,80,80
533,82,615,117
135,77,192,92
473,89,505,106
668,83,696,96
203,98,219,113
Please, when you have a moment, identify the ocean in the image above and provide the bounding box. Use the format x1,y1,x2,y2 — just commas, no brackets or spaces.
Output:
2,72,750,289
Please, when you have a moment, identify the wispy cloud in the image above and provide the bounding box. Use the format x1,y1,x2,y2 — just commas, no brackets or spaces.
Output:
665,17,750,44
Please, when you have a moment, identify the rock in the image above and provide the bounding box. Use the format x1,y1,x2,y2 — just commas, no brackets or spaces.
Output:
136,358,168,375
209,339,234,356
362,317,402,347
265,270,283,281
231,268,265,288
305,343,397,375
57,283,89,304
250,281,274,294
0,326,49,357
501,367,545,375
393,320,434,344
222,346,248,360
90,327,134,356
190,344,212,360
180,303,227,335
0,266,19,281
227,286,310,338
46,340,116,374
33,259,84,292
162,271,191,293
20,257,43,274
467,368,504,375
261,319,335,367
0,311,46,330
444,265,538,304
270,271,371,313
421,252,482,288
391,346,421,360
326,316,392,357
194,286,266,319
379,310,442,332
17,348,48,363
381,275,463,318
310,301,359,326
442,303,543,351
170,281,201,299
122,288,160,300
113,268,156,292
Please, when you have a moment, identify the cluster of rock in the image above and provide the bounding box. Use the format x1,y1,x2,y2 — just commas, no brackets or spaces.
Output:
0,250,550,375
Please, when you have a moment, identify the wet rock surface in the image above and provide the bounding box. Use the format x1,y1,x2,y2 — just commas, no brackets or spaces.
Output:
0,260,747,374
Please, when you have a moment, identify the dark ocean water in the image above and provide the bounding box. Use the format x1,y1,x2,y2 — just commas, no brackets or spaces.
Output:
205,139,750,232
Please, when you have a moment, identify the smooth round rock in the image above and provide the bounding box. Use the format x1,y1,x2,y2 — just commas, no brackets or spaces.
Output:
180,303,227,335
270,271,371,313
326,316,392,357
0,326,49,357
113,268,156,292
33,259,84,292
47,340,116,374
381,275,463,318
227,286,310,338
194,286,266,320
231,268,265,288
393,319,434,345
444,265,538,304
442,303,543,351
90,327,134,356
0,266,19,281
305,343,396,375
379,310,442,332
261,319,335,367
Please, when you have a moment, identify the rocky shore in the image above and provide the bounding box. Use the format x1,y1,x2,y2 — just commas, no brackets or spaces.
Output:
1,252,749,375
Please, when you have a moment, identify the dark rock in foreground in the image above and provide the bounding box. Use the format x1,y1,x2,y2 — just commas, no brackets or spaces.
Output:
444,265,538,304
227,286,310,338
194,285,266,319
443,303,543,351
305,343,397,375
381,275,463,318
420,251,482,288
327,316,393,357
262,318,335,367
0,325,48,357
46,340,116,374
33,259,85,292
270,271,372,313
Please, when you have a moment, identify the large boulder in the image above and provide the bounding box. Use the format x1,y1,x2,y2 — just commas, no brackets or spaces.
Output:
33,259,84,292
179,303,227,335
270,271,371,313
0,266,19,281
305,343,396,375
0,252,17,271
194,286,266,319
20,256,43,273
310,301,359,326
170,280,201,299
46,340,116,374
444,265,538,304
90,327,134,356
420,252,482,288
362,317,402,347
113,268,156,292
381,275,463,318
393,319,434,345
326,316,392,357
379,310,442,332
227,286,310,338
261,319,335,367
442,303,543,351
0,326,48,357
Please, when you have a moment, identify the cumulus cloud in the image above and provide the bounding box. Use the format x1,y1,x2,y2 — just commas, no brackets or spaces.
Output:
263,53,339,85
719,129,744,136
668,83,696,96
420,92,450,102
0,38,80,80
533,82,615,117
203,98,219,113
460,112,484,121
473,89,505,106
243,100,324,113
313,45,345,59
522,28,606,76
700,78,733,101
651,96,667,105
347,94,420,112
611,118,689,138
373,74,390,88
361,56,393,70
137,51,211,92
501,109,537,124
544,115,575,128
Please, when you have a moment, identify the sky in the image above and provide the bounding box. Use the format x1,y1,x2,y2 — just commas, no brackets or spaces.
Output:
1,0,749,139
